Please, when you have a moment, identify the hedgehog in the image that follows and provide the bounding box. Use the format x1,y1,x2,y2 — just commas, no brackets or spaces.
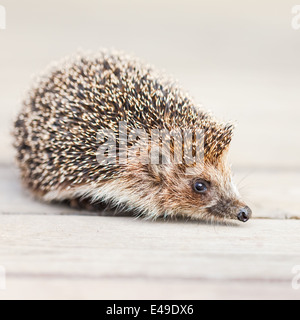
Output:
14,50,252,223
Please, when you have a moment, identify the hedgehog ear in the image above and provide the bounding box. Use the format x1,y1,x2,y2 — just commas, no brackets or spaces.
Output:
204,123,234,164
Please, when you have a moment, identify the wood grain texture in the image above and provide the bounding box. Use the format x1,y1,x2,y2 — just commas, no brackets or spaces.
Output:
0,215,300,299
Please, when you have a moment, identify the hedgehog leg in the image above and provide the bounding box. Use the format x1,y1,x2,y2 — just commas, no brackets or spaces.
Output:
69,197,107,212
68,197,134,216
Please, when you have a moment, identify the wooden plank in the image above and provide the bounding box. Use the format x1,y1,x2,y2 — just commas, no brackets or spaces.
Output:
0,215,299,299
1,279,299,300
233,168,300,219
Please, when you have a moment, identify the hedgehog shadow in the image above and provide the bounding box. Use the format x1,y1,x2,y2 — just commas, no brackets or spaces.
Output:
54,199,240,227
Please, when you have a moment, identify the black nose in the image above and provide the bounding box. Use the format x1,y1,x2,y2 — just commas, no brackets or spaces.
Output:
237,206,252,222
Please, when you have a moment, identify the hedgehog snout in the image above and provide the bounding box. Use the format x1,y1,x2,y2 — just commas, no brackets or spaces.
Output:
237,206,252,222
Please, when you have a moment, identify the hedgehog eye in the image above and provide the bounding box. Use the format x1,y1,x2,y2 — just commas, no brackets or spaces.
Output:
193,180,209,194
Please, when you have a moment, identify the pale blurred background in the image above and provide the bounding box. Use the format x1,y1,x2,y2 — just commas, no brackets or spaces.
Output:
1,0,300,166
0,0,299,216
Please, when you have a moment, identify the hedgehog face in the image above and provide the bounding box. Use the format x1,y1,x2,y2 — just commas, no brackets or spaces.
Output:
152,158,252,223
